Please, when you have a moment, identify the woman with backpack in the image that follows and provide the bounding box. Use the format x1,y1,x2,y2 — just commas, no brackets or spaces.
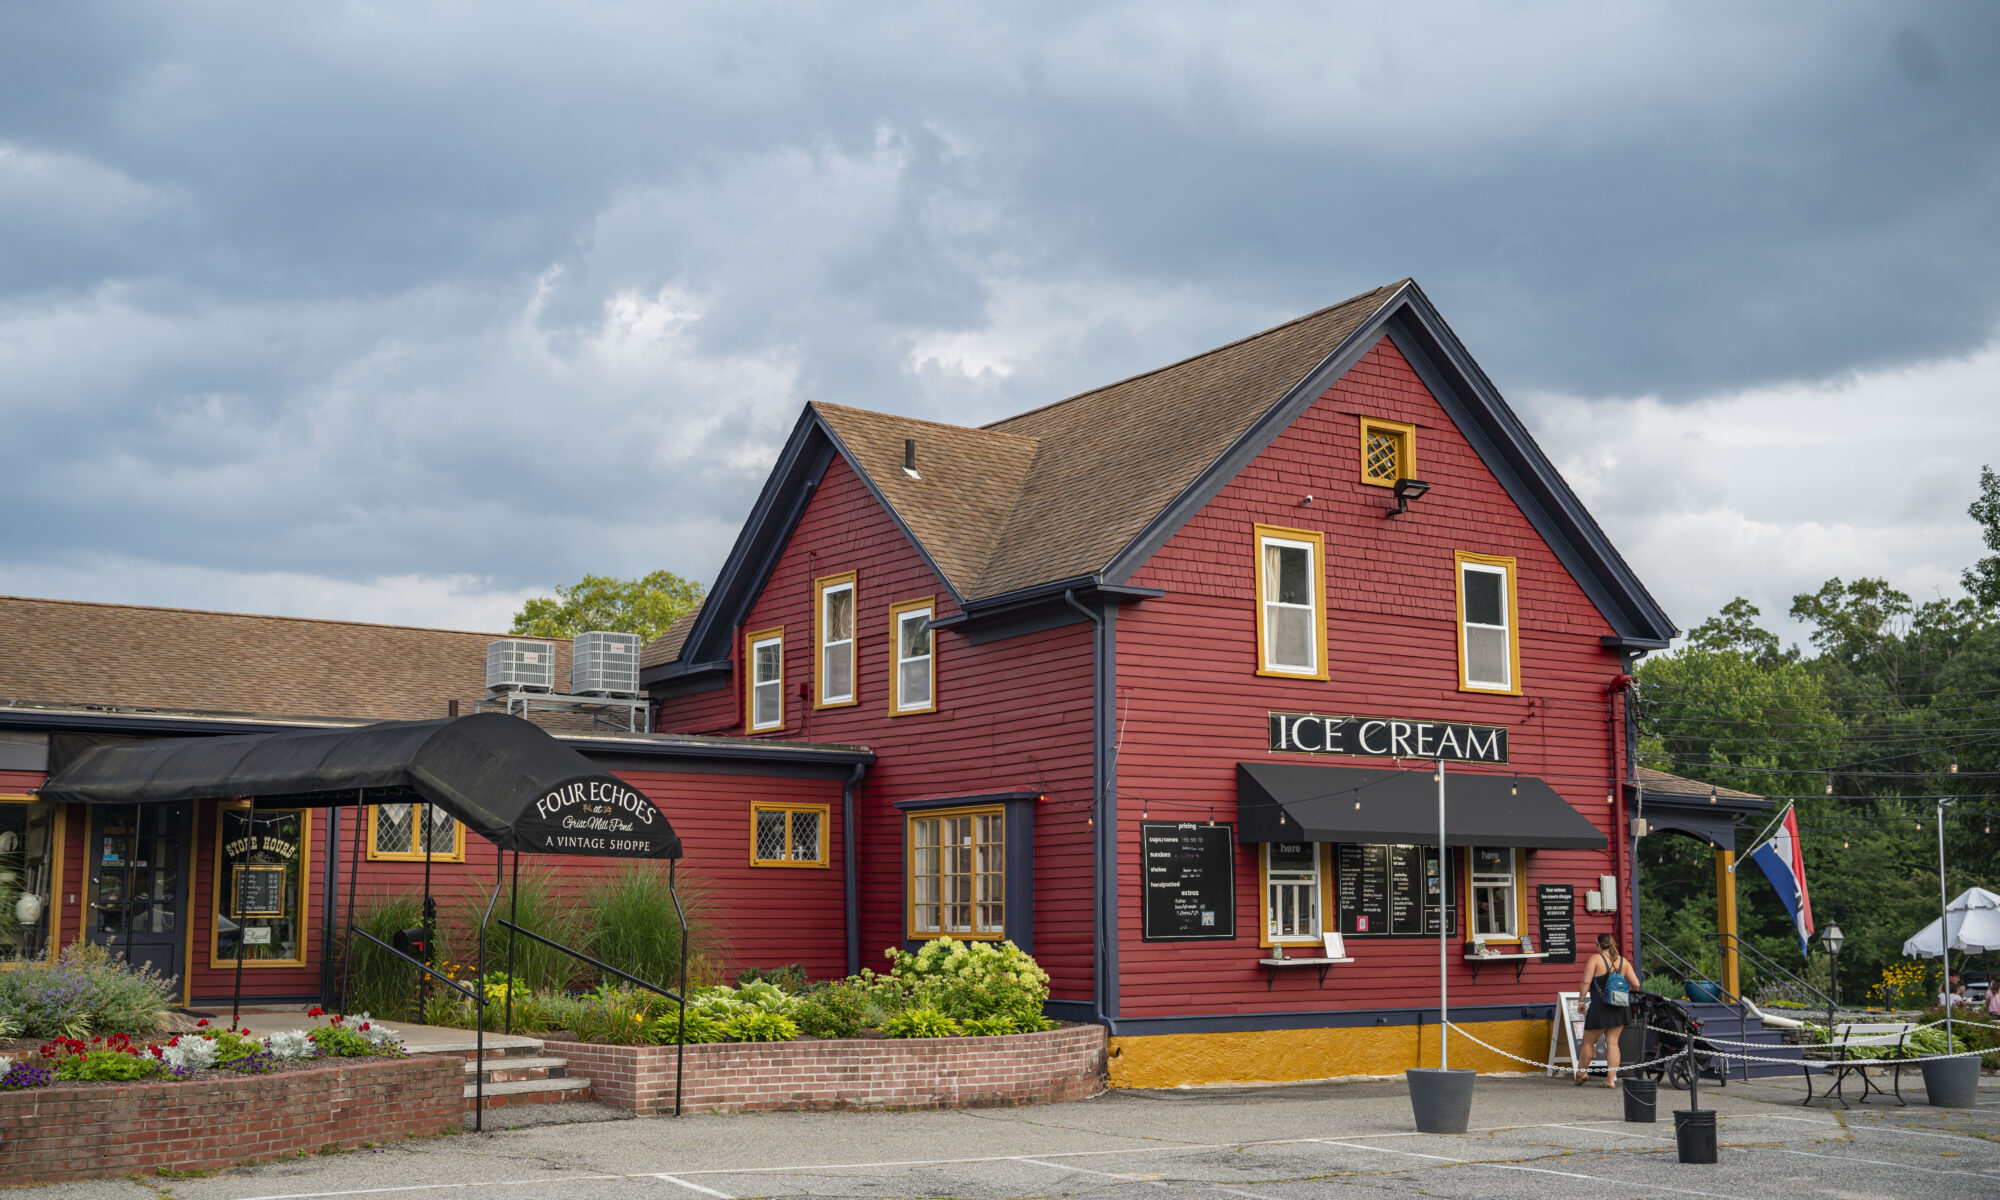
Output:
1574,932,1640,1087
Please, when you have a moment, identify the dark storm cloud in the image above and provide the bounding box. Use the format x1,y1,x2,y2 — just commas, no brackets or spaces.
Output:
1,1,1995,621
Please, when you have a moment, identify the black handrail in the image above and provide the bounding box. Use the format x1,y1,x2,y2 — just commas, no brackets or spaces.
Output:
495,914,687,1117
1717,932,1834,1013
1638,934,1738,1084
345,927,492,1129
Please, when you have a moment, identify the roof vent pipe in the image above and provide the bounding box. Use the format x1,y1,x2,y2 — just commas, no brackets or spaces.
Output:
903,438,920,480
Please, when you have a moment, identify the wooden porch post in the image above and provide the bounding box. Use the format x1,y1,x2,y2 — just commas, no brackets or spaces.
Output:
1713,847,1740,997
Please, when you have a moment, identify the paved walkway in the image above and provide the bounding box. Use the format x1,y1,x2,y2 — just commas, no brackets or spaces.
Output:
211,1007,534,1053
28,1070,2000,1199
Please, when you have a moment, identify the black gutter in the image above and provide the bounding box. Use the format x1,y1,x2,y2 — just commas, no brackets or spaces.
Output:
1063,588,1117,1025
930,580,1164,632
843,761,867,977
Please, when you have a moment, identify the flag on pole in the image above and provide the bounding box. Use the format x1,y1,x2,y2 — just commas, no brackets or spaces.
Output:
1746,804,1815,958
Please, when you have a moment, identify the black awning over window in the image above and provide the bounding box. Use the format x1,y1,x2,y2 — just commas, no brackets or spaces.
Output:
38,712,680,859
1236,761,1607,850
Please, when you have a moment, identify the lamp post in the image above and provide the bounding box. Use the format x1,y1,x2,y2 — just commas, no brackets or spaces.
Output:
1821,924,1844,1032
1405,758,1473,1133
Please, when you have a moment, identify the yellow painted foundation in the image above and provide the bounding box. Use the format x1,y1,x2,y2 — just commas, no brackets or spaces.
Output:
1107,1018,1549,1088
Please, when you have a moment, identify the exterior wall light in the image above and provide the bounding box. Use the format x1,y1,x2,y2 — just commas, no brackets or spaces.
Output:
1389,477,1431,516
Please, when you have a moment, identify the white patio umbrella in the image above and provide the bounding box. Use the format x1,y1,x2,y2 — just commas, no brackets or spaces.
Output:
1902,886,2000,957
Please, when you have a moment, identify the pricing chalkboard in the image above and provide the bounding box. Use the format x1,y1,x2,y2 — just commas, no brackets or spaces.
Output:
1537,884,1576,964
1140,822,1236,941
234,865,288,918
1338,844,1456,937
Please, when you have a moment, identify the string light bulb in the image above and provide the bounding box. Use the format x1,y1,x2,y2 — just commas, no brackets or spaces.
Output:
1354,799,1362,810
1708,787,1717,805
1842,839,1849,849
1511,776,1518,796
1824,777,1834,795
1949,759,1959,774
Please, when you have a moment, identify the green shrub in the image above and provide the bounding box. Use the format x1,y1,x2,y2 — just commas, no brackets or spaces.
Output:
882,1007,959,1039
0,942,172,1038
0,1011,17,1039
723,1010,799,1042
959,1015,1021,1037
651,1006,727,1044
544,987,658,1045
794,982,867,1038
56,1048,160,1081
585,864,710,992
735,964,808,992
310,1022,394,1058
884,938,1050,1027
202,1028,264,1066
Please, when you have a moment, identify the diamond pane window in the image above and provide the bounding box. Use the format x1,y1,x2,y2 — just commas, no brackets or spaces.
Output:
1359,418,1415,487
750,803,828,867
370,802,463,861
1365,432,1400,482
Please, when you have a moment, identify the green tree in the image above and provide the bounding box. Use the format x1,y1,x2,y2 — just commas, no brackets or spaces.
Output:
1685,597,1788,666
1963,464,2000,608
511,571,705,646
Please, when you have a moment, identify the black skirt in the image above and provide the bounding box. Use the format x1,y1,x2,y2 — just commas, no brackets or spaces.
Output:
1583,994,1629,1030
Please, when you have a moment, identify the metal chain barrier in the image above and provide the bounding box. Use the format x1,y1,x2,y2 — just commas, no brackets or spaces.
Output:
1444,1021,1689,1073
1436,1019,1995,1076
1643,1023,1997,1066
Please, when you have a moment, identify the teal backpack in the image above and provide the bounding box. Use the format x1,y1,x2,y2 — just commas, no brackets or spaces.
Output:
1599,955,1631,1007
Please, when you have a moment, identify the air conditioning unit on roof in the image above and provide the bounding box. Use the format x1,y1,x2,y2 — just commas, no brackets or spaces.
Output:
487,639,557,693
571,631,641,697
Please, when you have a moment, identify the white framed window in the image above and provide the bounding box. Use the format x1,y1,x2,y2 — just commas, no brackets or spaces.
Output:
1254,525,1326,678
907,807,1003,938
1469,846,1520,940
1455,552,1520,694
889,597,935,715
1262,841,1323,944
815,573,856,708
745,627,785,732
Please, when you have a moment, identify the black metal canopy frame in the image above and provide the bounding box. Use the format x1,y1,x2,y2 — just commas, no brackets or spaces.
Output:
40,713,690,1128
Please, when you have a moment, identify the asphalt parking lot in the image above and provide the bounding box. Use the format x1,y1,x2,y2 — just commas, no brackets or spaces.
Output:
32,1072,2000,1200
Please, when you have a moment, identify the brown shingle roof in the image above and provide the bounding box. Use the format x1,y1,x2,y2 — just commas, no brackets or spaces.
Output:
809,284,1402,602
0,595,559,723
641,602,704,669
1635,767,1764,801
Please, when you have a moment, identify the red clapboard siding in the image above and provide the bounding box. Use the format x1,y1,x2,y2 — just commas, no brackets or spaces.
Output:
652,455,1099,1002
1116,335,1630,1018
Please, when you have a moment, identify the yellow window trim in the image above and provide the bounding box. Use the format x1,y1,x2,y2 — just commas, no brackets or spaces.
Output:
1462,845,1530,945
1256,842,1338,949
904,804,1005,942
209,802,312,970
744,625,787,733
0,794,64,970
365,802,467,863
1453,550,1524,696
813,571,859,710
887,596,938,716
1358,416,1418,488
749,801,831,868
1252,524,1329,681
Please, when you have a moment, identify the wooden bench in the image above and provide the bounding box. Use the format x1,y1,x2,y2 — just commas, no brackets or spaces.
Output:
1800,1022,1916,1107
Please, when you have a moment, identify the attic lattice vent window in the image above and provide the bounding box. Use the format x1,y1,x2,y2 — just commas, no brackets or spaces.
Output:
1358,418,1416,488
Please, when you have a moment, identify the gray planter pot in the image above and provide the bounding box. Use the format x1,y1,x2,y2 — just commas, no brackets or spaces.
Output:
1921,1055,1982,1108
1406,1068,1475,1133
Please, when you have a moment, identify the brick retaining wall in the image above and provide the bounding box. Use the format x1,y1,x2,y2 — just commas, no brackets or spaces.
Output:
548,1024,1108,1116
0,1056,462,1185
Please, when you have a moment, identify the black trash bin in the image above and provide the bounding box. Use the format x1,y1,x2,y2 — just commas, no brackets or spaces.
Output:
1623,1078,1657,1123
1674,1108,1717,1163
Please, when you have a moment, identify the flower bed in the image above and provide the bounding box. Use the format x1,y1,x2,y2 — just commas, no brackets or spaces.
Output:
548,1022,1107,1115
0,1054,461,1185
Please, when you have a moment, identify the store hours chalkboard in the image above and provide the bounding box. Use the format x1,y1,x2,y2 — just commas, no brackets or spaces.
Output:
1141,821,1236,941
1337,844,1456,937
1537,884,1576,964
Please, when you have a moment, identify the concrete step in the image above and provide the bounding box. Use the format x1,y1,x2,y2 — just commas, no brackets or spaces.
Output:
463,1055,571,1084
413,1036,547,1061
464,1076,594,1111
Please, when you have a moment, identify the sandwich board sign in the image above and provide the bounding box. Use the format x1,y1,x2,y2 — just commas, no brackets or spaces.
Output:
1545,991,1606,1077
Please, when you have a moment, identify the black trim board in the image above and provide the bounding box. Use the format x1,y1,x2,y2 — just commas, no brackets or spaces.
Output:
894,791,1040,811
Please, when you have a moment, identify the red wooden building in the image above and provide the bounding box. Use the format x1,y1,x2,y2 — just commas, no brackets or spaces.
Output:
644,281,1675,1083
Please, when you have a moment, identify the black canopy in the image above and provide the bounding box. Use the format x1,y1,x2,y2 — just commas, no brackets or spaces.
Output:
39,713,680,858
1237,761,1607,849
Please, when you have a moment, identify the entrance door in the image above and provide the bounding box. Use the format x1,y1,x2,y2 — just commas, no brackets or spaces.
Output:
87,804,191,991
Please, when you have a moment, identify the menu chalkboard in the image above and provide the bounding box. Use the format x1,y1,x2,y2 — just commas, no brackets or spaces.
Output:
234,865,287,918
1537,884,1576,964
1141,822,1236,941
1338,843,1456,937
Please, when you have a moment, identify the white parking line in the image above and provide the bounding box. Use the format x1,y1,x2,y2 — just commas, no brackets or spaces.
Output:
652,1174,734,1198
1319,1139,1752,1200
1762,1113,1997,1143
1015,1157,1167,1185
234,1179,623,1200
1768,1147,2000,1179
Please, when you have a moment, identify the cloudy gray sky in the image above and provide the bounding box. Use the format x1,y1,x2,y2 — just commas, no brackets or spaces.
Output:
3,2,1996,647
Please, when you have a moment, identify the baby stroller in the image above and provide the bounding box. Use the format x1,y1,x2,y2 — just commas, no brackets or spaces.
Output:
1634,991,1720,1090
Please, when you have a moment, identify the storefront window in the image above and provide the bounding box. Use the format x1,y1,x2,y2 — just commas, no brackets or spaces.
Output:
1470,846,1519,940
1264,841,1322,942
215,806,308,965
0,799,61,963
907,807,1004,939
